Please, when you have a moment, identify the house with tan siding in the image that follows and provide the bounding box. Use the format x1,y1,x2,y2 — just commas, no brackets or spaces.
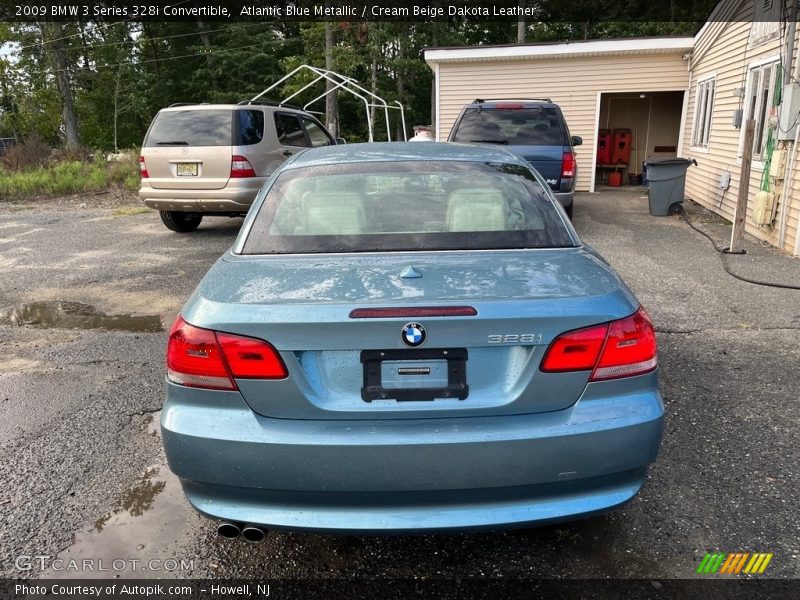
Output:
425,0,800,255
685,1,800,255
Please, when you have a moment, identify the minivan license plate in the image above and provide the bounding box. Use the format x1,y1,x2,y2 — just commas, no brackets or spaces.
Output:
176,163,198,176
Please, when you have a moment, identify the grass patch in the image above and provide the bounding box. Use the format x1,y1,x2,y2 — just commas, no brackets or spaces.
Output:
0,152,141,199
112,206,150,217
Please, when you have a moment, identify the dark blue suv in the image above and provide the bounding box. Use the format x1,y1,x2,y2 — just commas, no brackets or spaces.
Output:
448,99,582,219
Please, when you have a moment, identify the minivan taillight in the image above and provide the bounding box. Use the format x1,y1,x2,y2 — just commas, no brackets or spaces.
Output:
230,155,256,178
541,307,657,381
561,151,576,178
166,316,287,390
138,156,149,178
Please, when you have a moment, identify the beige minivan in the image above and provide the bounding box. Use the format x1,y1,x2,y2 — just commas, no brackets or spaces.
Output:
139,103,335,232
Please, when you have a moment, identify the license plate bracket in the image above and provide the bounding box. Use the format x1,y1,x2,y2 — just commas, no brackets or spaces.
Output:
360,348,468,402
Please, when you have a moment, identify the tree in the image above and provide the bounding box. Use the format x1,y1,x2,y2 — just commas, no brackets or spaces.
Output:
39,22,81,146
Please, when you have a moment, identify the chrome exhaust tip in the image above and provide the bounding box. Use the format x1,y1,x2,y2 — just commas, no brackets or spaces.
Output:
217,522,241,540
241,525,267,544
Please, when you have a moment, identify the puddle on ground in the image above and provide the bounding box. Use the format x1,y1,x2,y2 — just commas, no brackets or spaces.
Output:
1,301,163,332
95,468,167,530
141,413,160,437
46,460,195,579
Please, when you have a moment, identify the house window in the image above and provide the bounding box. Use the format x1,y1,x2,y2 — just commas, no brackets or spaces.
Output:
740,59,781,161
692,77,716,148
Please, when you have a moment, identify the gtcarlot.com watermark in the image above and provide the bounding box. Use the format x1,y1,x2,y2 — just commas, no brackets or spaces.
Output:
15,555,194,573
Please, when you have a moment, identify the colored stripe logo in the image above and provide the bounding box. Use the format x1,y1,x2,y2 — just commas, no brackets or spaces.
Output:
697,552,773,574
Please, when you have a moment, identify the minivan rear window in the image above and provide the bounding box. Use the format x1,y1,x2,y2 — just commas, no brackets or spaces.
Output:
452,108,568,146
144,109,232,147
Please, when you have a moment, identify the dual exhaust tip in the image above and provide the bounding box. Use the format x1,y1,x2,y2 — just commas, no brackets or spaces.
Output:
217,522,266,543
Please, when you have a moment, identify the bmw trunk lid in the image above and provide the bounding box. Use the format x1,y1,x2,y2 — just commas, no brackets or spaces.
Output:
182,250,639,421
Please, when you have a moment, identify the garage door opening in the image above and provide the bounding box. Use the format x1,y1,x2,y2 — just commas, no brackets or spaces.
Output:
592,91,685,191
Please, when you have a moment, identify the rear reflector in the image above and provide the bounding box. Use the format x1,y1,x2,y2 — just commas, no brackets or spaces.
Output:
561,151,576,178
349,306,478,318
138,156,149,179
540,307,657,381
166,316,287,390
230,155,256,178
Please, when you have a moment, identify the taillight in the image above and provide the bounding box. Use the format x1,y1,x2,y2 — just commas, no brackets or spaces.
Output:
230,155,256,178
540,323,608,373
166,316,287,390
592,308,657,381
138,156,149,178
540,307,657,381
561,151,576,178
216,332,287,379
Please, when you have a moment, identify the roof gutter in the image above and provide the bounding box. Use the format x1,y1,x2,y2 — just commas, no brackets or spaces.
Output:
424,37,695,66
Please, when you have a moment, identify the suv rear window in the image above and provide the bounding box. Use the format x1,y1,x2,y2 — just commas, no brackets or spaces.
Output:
241,161,575,255
144,109,232,146
452,108,568,146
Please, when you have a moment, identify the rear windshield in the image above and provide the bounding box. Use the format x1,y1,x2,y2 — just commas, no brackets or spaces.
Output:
145,108,267,147
241,161,576,255
451,108,568,146
144,109,232,147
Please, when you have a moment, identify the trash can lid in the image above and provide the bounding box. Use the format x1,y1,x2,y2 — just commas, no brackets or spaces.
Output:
645,157,698,167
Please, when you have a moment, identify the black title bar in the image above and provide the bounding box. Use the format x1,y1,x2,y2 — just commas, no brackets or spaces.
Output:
1,0,777,23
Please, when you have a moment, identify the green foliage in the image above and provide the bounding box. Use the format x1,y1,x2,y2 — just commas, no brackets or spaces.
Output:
0,152,140,198
107,154,141,191
0,160,107,197
0,17,706,150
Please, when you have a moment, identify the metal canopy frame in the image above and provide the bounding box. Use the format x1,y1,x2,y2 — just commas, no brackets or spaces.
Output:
249,65,407,142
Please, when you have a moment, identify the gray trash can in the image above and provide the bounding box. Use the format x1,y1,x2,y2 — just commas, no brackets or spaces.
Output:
645,158,697,216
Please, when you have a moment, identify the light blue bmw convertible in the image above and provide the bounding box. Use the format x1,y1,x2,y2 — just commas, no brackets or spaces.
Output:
161,142,663,542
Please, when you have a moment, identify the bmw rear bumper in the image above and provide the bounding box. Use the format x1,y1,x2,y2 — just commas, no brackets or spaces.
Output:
161,374,663,533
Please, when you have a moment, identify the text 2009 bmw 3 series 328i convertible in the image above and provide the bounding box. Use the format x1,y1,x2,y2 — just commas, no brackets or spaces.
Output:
161,142,663,539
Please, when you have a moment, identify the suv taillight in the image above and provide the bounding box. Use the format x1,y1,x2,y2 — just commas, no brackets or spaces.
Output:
166,316,287,390
561,151,576,178
230,155,256,178
138,156,149,179
540,307,657,381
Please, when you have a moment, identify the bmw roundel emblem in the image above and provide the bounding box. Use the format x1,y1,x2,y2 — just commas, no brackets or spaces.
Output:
401,322,426,347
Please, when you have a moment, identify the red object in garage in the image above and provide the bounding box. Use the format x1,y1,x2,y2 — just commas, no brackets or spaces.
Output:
609,171,622,187
596,129,612,164
612,129,632,164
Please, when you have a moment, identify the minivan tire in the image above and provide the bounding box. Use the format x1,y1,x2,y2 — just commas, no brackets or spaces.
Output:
160,211,203,232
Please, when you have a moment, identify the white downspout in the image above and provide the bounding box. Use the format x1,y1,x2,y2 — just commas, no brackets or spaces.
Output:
435,62,441,141
589,92,601,193
677,56,692,157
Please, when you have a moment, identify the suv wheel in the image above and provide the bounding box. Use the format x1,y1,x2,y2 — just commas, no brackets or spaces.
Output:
160,211,203,232
565,203,573,220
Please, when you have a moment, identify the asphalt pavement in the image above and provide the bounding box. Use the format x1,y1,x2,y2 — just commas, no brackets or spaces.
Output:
0,190,798,582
